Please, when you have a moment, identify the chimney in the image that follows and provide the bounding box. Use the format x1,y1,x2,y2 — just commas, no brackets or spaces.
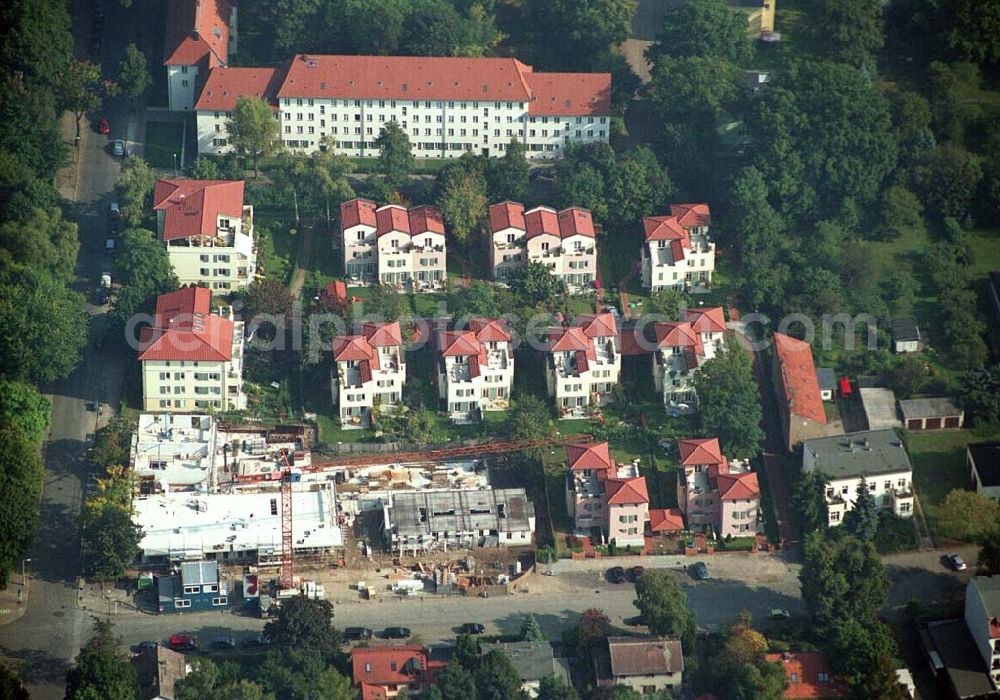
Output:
193,0,202,40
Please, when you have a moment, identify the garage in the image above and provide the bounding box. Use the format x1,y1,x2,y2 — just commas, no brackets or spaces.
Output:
898,398,964,432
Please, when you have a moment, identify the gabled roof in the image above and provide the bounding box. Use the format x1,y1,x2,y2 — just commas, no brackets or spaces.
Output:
772,333,826,425
489,202,525,233
648,508,685,532
164,0,230,67
890,317,920,343
341,198,378,230
352,646,428,688
607,636,683,676
438,330,482,357
332,335,376,363
716,471,760,501
557,207,595,238
606,476,649,505
363,321,402,347
375,205,411,236
195,66,283,111
469,318,511,343
360,681,388,700
524,72,611,116
407,205,445,235
548,326,591,353
670,203,712,229
566,442,614,471
642,215,687,242
132,646,187,700
138,288,235,362
763,652,847,698
683,307,726,334
153,179,245,242
653,322,701,351
574,312,617,338
323,280,348,303
524,206,560,240
678,438,724,466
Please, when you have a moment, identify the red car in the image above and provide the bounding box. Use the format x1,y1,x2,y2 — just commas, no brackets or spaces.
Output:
98,118,110,135
167,634,197,651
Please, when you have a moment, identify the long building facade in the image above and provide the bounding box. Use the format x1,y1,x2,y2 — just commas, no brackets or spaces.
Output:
196,55,611,159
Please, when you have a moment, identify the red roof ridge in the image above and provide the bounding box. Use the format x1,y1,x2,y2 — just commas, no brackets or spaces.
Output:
138,287,234,362
566,442,614,471
606,475,649,504
678,437,724,466
773,333,827,425
670,203,712,229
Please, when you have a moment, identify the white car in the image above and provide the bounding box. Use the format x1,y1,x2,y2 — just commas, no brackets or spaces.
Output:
946,553,967,571
111,140,125,157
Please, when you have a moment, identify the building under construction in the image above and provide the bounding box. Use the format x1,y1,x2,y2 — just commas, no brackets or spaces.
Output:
384,488,535,555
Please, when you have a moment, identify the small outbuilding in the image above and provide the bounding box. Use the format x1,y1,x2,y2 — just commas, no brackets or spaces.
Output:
898,397,964,431
890,318,921,354
817,368,837,402
860,388,902,430
967,442,1000,502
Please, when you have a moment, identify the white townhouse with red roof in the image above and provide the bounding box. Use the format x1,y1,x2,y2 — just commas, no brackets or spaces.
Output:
331,322,406,429
164,0,236,112
545,313,620,418
195,67,283,153
194,54,610,159
488,202,598,290
651,307,726,413
436,318,514,422
564,442,650,547
675,437,760,538
153,179,256,291
138,287,246,412
641,204,716,293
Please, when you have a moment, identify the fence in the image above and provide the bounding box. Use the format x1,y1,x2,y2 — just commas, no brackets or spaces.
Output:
317,438,491,456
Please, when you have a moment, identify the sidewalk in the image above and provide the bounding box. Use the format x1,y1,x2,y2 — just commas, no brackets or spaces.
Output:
0,580,30,626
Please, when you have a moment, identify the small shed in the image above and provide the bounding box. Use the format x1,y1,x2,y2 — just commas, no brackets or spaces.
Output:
816,368,837,402
898,397,964,431
890,319,921,354
860,388,902,430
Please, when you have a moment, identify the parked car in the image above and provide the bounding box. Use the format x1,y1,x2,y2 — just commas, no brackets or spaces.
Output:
946,553,967,571
168,635,198,651
107,216,119,235
343,627,373,641
383,627,411,639
111,139,125,157
459,623,485,635
628,566,646,581
211,637,236,650
608,566,626,584
690,562,710,581
623,615,644,626
132,641,159,653
769,608,791,619
241,635,268,648
98,118,110,135
109,201,120,218
105,238,116,255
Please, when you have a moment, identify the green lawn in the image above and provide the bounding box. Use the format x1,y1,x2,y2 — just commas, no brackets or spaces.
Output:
966,227,1000,277
256,210,300,283
144,121,185,170
345,157,451,174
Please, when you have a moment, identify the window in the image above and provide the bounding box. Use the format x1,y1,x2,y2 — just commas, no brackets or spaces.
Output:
182,585,199,595
174,599,191,609
212,597,228,606
181,80,188,87
830,511,840,522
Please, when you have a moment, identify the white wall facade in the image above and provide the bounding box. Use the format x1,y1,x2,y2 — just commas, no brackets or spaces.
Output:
642,233,716,293
546,343,620,419
437,342,514,420
141,325,246,412
330,348,406,429
162,206,256,291
168,64,199,112
964,580,1000,689
813,470,914,526
342,220,377,283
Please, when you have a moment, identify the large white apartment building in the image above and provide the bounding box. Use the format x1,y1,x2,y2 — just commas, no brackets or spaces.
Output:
488,202,598,290
545,313,620,419
164,0,235,112
138,287,246,412
964,576,1000,690
194,67,281,153
153,179,256,291
641,204,716,293
195,55,611,159
331,322,406,428
436,318,514,422
651,307,726,413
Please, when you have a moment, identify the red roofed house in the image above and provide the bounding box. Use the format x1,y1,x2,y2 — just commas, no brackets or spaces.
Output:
153,179,255,291
545,313,621,418
341,198,379,284
164,0,236,111
771,333,828,451
352,646,439,699
487,202,598,290
764,652,847,698
436,318,514,422
564,442,650,546
675,437,760,538
651,307,726,414
594,636,684,694
331,322,405,428
641,205,715,293
195,66,285,154
370,203,447,292
138,287,246,412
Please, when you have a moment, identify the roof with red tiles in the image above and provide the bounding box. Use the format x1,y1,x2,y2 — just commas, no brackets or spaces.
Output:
772,333,827,425
683,307,726,335
438,330,482,357
489,202,526,233
138,288,234,362
523,71,611,116
195,66,283,111
670,203,712,229
323,280,347,303
678,438,724,466
375,204,411,236
164,0,230,67
653,322,701,350
524,206,561,240
153,179,245,242
566,442,614,471
341,198,378,230
716,471,760,501
469,318,511,343
763,652,847,698
642,216,688,242
363,321,402,347
574,312,617,339
557,207,596,238
407,205,445,235
352,646,428,689
360,681,389,700
606,476,650,505
332,335,377,363
648,508,685,532
548,326,592,353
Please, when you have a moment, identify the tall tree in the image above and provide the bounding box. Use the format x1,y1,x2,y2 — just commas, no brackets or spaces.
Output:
474,649,522,700
453,633,482,670
575,608,611,657
53,59,118,140
227,96,279,176
450,280,511,319
519,614,545,641
811,0,884,68
0,0,74,85
439,171,487,249
0,206,79,281
633,571,696,652
310,143,355,224
507,261,563,307
961,364,1000,427
263,597,341,661
793,470,829,534
375,121,414,192
433,661,478,700
526,0,636,71
938,489,1000,541
507,395,553,441
537,675,578,700
115,158,156,227
487,139,529,202
692,339,764,459
843,478,879,541
0,662,29,699
117,43,151,113
65,620,139,700
81,501,142,581
112,227,178,330
177,658,271,700
238,279,296,320
256,648,353,700
978,523,1000,576
0,378,49,443
646,0,752,65
0,423,44,588
879,186,924,240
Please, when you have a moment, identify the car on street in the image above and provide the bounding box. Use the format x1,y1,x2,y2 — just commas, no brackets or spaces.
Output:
608,566,626,584
131,641,159,653
383,627,411,639
168,635,198,651
241,635,268,648
628,566,646,581
769,608,791,619
343,627,373,641
111,139,125,157
946,553,967,571
623,615,644,626
109,201,120,218
690,562,711,581
211,637,236,650
105,238,116,255
107,216,119,235
98,118,110,135
459,623,485,635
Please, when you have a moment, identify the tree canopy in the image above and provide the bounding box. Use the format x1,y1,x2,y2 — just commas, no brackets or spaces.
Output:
0,378,49,443
507,261,564,308
115,158,156,227
228,96,280,175
375,121,414,192
0,423,44,587
692,339,764,459
633,570,696,652
65,620,139,700
117,43,151,112
843,478,879,541
646,0,752,65
263,596,341,661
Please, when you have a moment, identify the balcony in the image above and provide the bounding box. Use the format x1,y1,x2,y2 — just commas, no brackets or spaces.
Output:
448,362,472,383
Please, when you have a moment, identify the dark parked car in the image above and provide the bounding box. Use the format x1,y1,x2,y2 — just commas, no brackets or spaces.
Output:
168,635,198,651
242,635,268,648
459,623,485,635
946,553,967,571
629,566,646,581
132,641,159,653
690,562,710,581
383,627,411,639
211,637,236,650
623,615,645,626
344,627,373,641
608,566,626,584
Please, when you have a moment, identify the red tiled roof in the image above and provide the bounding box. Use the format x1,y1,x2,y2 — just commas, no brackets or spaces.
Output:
648,508,685,532
523,71,611,116
363,321,402,347
619,326,652,356
138,288,234,362
567,442,614,471
408,205,445,235
469,318,510,343
352,646,428,689
670,203,712,229
548,326,591,353
332,335,376,363
195,66,282,111
164,0,229,67
323,280,347,303
438,330,481,357
360,681,388,700
341,198,378,230
678,438,724,466
683,307,726,334
524,206,560,240
574,312,617,339
606,476,649,505
489,202,525,232
716,471,760,501
763,652,847,698
153,179,245,242
557,207,596,238
772,333,827,425
375,205,411,236
653,322,700,350
642,215,687,242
